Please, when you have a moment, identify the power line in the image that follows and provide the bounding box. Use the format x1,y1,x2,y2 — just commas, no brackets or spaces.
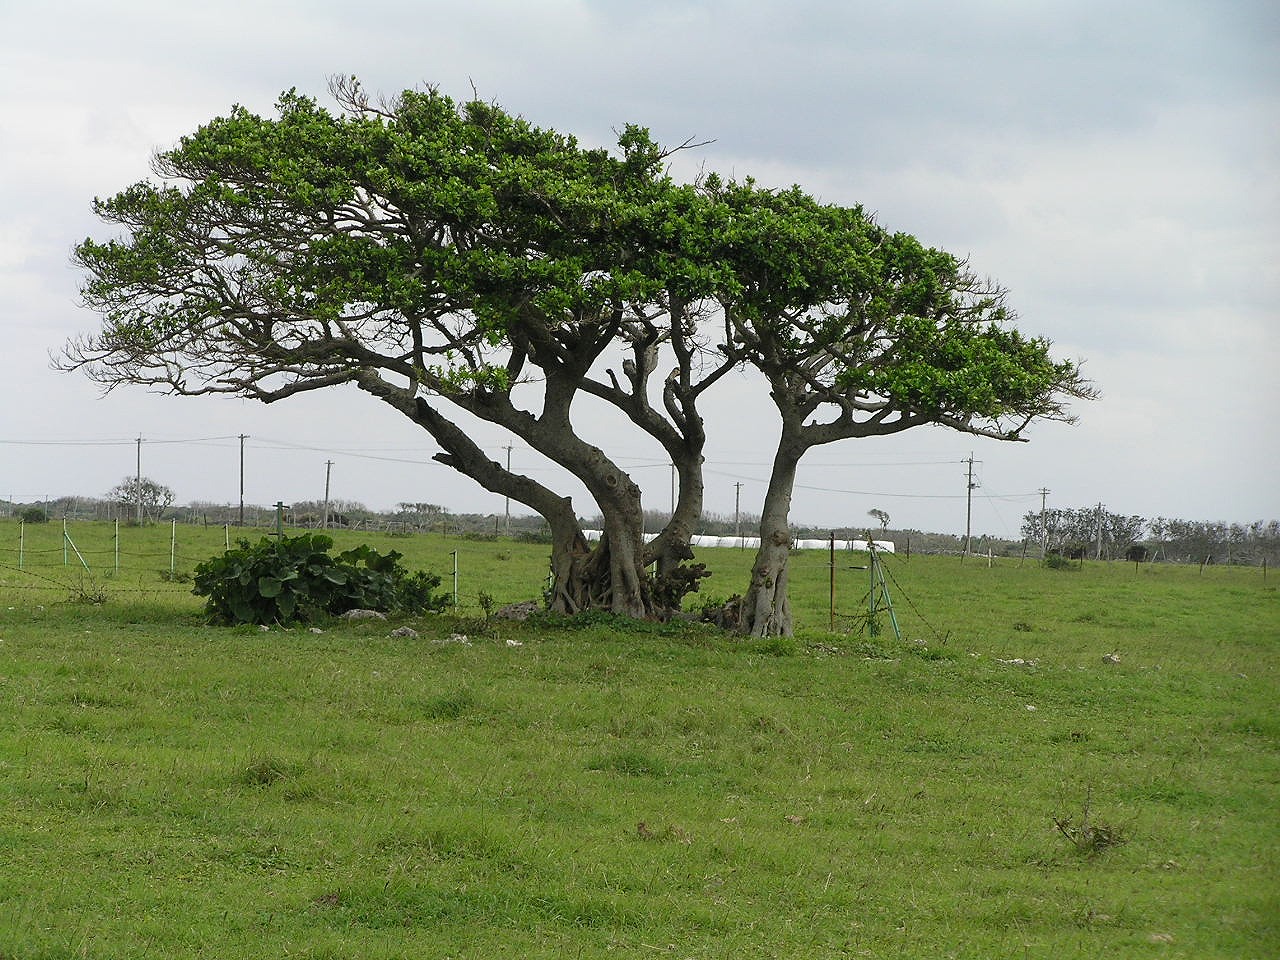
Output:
702,457,959,468
3,433,1048,508
0,435,240,446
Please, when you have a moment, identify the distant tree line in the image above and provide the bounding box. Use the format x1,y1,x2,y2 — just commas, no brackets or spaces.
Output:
1019,506,1145,561
0,492,551,540
1021,507,1280,565
4,493,1274,565
1144,517,1280,565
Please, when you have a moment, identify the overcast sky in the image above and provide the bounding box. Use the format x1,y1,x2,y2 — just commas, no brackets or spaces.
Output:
1,0,1276,537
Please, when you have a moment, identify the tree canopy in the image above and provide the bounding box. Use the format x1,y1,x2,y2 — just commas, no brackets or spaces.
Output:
107,475,176,523
65,79,1093,631
696,178,1094,633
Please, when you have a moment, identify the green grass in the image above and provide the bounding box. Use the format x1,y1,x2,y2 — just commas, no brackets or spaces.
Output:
0,521,1276,957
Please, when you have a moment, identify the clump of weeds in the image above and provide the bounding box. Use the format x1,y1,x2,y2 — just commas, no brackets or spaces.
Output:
1054,787,1128,856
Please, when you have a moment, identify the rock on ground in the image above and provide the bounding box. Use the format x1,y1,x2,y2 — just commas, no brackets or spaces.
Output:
341,609,387,621
494,600,541,621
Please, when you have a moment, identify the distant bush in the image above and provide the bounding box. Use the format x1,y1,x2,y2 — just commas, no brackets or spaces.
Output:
19,507,48,524
514,528,553,544
193,533,447,625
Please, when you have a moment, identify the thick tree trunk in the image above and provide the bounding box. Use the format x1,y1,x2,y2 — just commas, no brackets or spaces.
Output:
543,508,592,615
510,368,659,619
644,447,709,615
358,380,597,615
739,443,802,637
362,372,672,622
743,532,792,636
590,475,654,618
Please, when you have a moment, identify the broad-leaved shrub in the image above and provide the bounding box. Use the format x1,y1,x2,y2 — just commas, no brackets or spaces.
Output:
192,533,446,625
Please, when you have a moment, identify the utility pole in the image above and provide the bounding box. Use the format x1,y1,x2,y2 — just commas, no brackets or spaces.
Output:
503,443,513,536
322,460,334,529
135,435,143,524
1038,487,1050,559
734,482,743,544
238,434,247,526
963,454,980,556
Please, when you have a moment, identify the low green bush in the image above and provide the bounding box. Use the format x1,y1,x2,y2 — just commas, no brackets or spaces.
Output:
1043,552,1079,570
192,533,447,625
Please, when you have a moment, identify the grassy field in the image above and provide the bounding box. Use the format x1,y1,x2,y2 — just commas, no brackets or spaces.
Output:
0,521,1276,958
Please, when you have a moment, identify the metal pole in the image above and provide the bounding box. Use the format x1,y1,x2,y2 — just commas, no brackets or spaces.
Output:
450,550,459,606
170,518,177,575
735,482,743,546
504,444,513,536
63,516,68,566
136,436,143,524
224,523,230,551
18,520,24,570
963,454,977,556
238,434,247,526
275,501,286,539
322,460,333,529
1038,487,1050,559
829,531,836,632
114,519,120,574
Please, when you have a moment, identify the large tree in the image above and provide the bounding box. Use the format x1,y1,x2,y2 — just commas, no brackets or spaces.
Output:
705,179,1095,635
65,80,1091,632
65,80,727,618
107,475,175,523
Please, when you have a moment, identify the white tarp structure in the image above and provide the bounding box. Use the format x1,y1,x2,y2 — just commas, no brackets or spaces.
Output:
579,530,894,553
792,537,895,553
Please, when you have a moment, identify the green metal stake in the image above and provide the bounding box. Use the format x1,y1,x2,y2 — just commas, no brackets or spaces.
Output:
868,540,878,636
867,541,902,642
275,502,286,539
64,531,91,573
878,552,902,642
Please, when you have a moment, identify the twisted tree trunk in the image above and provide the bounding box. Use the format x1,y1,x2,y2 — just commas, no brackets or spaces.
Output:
738,442,802,637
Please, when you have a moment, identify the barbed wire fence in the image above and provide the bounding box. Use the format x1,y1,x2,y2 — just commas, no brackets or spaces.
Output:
0,518,543,614
2,511,1271,624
